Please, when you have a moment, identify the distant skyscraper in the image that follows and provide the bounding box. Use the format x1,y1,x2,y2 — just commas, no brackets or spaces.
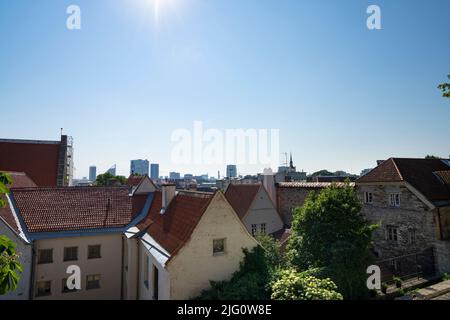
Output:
130,159,149,176
106,165,116,176
89,166,97,181
169,172,181,180
226,165,237,178
150,163,159,180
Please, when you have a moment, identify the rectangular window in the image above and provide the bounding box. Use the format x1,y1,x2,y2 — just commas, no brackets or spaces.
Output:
38,249,53,264
387,226,399,242
409,229,416,244
260,223,266,234
62,278,79,293
63,247,78,262
36,281,51,297
88,245,101,259
86,274,101,290
364,192,373,204
213,238,226,255
251,224,257,236
389,193,400,207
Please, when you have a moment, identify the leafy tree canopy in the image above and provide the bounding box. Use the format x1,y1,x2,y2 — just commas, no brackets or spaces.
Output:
0,172,12,208
438,74,450,98
271,268,343,300
95,172,127,186
425,155,442,159
286,183,377,299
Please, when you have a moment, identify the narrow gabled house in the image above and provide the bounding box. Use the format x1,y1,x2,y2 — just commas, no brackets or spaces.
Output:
124,184,258,300
127,174,157,195
356,158,450,278
5,186,151,300
224,184,283,236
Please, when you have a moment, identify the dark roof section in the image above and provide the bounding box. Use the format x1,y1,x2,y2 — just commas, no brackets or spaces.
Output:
357,158,450,204
2,171,37,188
0,196,20,234
224,184,261,219
136,190,214,255
11,187,134,233
0,138,61,186
127,175,144,187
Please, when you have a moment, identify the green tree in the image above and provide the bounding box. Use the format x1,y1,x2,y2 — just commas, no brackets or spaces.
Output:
425,155,441,159
310,170,334,177
95,173,127,186
196,246,272,300
0,172,23,296
438,74,450,98
286,183,377,299
271,268,343,300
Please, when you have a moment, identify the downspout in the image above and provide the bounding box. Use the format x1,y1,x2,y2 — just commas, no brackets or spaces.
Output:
29,242,36,300
437,207,444,240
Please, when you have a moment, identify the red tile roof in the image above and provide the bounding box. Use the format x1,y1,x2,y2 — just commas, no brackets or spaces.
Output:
11,187,134,233
1,171,37,188
136,190,214,255
357,158,450,204
224,184,261,219
127,175,144,187
0,140,61,186
277,182,354,188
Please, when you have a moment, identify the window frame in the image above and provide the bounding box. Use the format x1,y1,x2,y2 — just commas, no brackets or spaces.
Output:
35,280,52,297
87,244,102,259
364,192,373,204
37,249,53,264
86,274,101,290
63,246,78,262
387,226,399,242
389,193,401,207
251,224,258,236
260,223,266,234
213,238,226,256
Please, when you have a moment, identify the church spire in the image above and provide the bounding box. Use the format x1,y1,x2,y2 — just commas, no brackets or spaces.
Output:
290,152,294,168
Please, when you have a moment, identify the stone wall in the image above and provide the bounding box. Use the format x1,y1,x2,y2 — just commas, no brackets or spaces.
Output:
357,184,437,259
434,240,450,275
276,186,323,226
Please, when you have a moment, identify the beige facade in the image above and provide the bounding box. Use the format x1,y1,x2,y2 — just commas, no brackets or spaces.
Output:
33,233,124,300
241,187,283,235
132,192,259,300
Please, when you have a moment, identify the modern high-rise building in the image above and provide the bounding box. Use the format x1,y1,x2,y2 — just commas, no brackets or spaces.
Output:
169,172,181,180
89,166,97,182
226,165,237,178
0,134,73,186
150,163,159,180
106,165,116,176
130,159,149,176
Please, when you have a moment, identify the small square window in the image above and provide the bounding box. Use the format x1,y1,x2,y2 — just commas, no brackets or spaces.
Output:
36,281,51,297
213,238,226,255
64,247,78,262
86,274,101,290
88,245,101,259
38,249,53,264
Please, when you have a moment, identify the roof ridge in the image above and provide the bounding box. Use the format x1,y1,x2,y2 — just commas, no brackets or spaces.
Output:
390,158,405,181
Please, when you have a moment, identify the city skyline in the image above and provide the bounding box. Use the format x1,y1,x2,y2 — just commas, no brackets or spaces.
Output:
1,0,449,179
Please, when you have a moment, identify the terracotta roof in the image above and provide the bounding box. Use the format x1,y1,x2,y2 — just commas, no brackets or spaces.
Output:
1,171,37,188
357,158,450,204
277,182,354,188
136,190,214,255
127,175,144,187
0,139,61,186
11,187,134,233
224,184,261,219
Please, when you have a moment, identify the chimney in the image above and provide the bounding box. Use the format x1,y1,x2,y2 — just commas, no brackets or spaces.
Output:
262,168,276,206
160,183,176,214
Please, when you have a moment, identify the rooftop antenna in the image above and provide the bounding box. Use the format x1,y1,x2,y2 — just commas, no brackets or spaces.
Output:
60,128,63,136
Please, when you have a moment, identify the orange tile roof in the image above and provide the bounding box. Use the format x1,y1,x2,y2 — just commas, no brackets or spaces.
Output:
224,184,261,219
11,187,134,233
136,190,214,255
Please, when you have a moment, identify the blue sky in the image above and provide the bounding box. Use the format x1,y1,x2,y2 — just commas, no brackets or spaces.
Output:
1,0,449,178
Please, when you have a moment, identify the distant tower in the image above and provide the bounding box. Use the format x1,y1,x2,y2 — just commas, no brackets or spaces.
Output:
289,152,294,169
89,166,97,181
